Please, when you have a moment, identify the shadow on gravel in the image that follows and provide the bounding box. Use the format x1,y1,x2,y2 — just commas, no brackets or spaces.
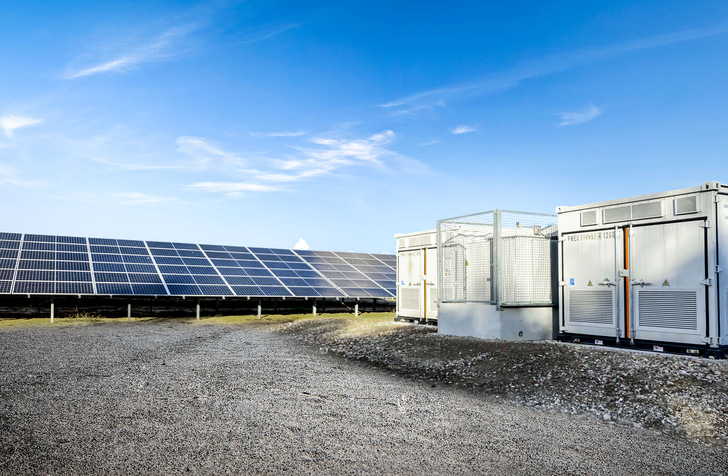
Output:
277,318,728,449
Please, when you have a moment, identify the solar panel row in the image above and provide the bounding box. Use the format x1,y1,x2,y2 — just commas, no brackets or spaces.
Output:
0,233,396,299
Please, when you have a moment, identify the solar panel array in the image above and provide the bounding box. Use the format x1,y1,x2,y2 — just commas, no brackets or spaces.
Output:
0,232,395,299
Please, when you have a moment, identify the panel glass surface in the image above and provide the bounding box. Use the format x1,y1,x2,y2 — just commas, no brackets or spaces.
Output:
0,232,394,298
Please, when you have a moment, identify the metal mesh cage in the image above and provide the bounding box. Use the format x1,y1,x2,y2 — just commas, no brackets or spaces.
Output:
438,210,557,306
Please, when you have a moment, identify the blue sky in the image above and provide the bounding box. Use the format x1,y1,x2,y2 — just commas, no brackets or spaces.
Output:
1,1,727,253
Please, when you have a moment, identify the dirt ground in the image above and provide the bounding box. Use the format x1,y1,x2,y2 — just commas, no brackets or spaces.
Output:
278,317,728,449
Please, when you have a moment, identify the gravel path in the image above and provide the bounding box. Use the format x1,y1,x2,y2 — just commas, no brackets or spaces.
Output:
1,320,727,474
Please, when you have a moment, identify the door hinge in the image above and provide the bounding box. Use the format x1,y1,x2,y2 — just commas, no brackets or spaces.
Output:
700,278,713,286
716,265,722,273
700,221,711,229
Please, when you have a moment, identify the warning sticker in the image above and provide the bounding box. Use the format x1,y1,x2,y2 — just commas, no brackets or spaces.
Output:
587,280,593,287
663,279,669,286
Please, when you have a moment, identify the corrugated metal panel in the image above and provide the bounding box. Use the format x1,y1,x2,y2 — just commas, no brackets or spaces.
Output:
401,287,419,311
603,205,631,223
580,210,598,226
638,290,698,330
569,290,613,325
631,201,663,220
675,196,699,215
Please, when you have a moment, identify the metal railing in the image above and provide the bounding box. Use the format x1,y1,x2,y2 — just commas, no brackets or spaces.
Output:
438,210,557,307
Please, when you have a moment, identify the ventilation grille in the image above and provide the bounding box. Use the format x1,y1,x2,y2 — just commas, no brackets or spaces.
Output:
632,201,663,220
409,234,435,247
675,196,699,215
603,206,631,223
568,290,613,325
580,210,598,226
400,287,420,311
637,290,698,330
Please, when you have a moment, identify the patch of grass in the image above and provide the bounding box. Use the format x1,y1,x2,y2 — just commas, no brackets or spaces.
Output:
196,312,395,326
0,312,395,329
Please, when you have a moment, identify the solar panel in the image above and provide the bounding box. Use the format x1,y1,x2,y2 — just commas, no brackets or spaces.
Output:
0,232,395,299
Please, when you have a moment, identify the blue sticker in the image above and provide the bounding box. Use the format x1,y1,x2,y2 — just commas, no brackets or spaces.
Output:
569,278,575,285
401,280,405,285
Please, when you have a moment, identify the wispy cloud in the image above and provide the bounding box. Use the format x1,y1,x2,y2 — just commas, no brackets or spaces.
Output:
382,24,728,113
0,164,45,188
450,125,476,135
91,156,188,171
66,24,199,79
185,130,424,196
60,191,180,205
228,23,298,44
176,136,246,169
557,106,602,126
189,181,280,197
417,139,440,146
1,115,43,137
111,192,180,205
247,131,307,138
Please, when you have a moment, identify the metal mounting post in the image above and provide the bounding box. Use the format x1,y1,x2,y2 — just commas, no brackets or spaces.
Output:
196,299,200,320
355,298,359,317
313,301,317,317
127,302,131,321
50,297,55,323
257,298,262,319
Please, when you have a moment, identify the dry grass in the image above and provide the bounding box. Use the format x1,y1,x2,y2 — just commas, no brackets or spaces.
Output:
0,312,396,329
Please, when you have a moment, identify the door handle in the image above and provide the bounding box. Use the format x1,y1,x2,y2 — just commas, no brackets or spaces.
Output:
631,279,651,287
598,279,617,287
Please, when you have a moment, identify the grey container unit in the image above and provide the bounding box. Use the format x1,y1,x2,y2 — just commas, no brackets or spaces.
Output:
557,181,728,356
395,230,438,323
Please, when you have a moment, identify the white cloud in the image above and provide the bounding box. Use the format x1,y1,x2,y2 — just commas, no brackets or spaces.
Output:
450,125,476,135
190,181,280,197
66,24,198,79
0,164,45,188
557,106,602,126
58,191,180,205
231,23,298,44
111,192,179,205
248,131,307,138
92,156,187,171
186,129,427,196
0,115,43,137
381,25,728,113
176,136,246,168
293,238,310,250
417,139,440,146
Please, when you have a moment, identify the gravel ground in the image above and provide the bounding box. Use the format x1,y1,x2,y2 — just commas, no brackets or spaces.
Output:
1,319,727,475
281,319,728,448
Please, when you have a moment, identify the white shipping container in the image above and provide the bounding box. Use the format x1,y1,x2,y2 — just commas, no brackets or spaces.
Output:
557,181,728,355
395,230,438,322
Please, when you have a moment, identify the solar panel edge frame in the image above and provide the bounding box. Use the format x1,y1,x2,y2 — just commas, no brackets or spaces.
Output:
290,249,350,298
8,233,22,294
144,241,172,296
196,243,237,296
247,247,294,298
332,251,395,298
2,232,395,300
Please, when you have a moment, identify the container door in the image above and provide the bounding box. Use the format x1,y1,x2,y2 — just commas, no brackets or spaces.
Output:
397,250,422,319
630,221,706,345
563,229,623,337
425,247,438,319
